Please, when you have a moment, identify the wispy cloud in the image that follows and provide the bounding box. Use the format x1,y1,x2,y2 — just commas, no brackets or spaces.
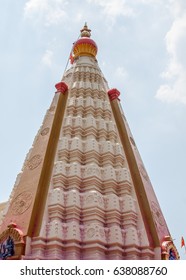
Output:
24,0,68,26
115,66,128,80
87,0,165,21
87,0,134,19
42,49,54,67
156,1,186,104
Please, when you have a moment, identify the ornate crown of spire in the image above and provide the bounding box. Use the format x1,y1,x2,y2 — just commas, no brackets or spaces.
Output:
72,23,98,59
80,22,91,37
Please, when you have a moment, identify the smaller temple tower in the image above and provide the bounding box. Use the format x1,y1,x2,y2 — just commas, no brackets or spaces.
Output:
0,24,179,260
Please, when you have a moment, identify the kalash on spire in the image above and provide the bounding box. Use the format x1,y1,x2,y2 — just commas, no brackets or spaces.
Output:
0,24,179,260
69,23,98,64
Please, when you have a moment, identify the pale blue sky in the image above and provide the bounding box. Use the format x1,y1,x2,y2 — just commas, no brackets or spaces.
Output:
0,0,186,259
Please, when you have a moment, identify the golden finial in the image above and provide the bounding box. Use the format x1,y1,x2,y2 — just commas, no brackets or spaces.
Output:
72,23,98,59
80,22,91,38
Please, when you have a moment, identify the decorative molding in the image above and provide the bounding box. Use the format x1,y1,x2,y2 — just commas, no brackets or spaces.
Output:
10,191,33,216
0,223,24,243
87,228,96,238
161,236,180,260
130,136,136,147
27,154,42,170
49,106,55,112
108,88,120,101
151,201,164,226
139,164,149,181
40,127,50,136
55,81,68,94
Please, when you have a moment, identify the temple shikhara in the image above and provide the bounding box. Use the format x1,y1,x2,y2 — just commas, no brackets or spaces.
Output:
0,24,179,260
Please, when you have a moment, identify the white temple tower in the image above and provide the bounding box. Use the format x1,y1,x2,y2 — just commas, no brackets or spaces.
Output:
0,24,179,260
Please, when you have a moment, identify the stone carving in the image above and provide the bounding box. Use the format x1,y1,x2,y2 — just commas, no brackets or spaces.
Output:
161,236,180,260
86,167,101,177
99,228,105,238
40,127,50,136
0,223,24,243
151,201,164,226
139,164,148,181
49,106,55,112
97,196,103,205
85,195,94,204
11,191,33,215
85,193,104,206
130,136,136,147
28,154,42,170
87,228,95,238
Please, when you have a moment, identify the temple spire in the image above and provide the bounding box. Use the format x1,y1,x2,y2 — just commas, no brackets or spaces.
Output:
0,24,179,260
